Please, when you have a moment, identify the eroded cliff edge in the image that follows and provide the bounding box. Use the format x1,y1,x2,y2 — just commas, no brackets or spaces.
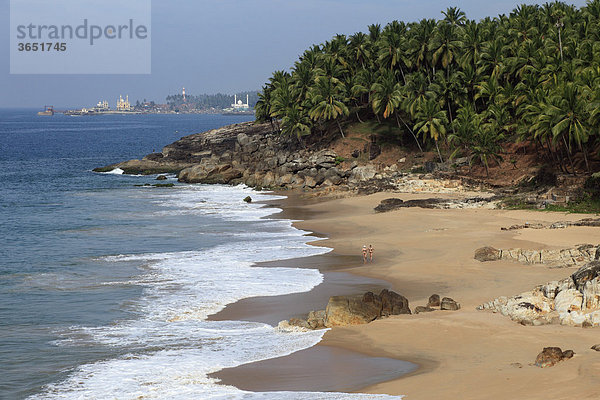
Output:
94,121,484,195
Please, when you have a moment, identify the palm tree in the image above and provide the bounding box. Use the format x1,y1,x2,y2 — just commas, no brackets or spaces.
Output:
281,104,312,144
407,19,436,79
430,22,461,79
443,7,467,26
547,82,591,173
371,70,423,151
308,76,349,137
413,99,448,162
349,32,371,69
254,2,600,177
379,22,409,83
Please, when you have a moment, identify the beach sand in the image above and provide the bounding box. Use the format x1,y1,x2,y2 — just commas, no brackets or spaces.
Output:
215,191,600,399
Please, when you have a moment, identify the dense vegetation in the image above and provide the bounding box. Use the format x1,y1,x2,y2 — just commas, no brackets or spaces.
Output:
255,1,600,175
166,91,259,110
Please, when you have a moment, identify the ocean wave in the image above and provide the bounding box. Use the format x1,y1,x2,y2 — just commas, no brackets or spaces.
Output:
100,167,124,175
30,186,402,399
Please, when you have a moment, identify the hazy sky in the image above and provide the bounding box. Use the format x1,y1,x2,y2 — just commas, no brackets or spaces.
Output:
0,0,589,108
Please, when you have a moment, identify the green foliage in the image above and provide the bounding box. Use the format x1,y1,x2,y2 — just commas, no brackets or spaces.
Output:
503,193,600,214
255,1,600,174
335,156,346,165
584,174,600,199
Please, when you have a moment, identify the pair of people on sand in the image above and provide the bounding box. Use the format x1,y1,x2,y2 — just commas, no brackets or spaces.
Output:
362,245,374,263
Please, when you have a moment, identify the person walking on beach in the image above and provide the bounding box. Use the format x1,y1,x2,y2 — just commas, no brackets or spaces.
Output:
362,245,368,263
368,245,374,262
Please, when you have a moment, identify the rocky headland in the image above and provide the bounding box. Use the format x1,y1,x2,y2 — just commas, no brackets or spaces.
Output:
94,122,483,196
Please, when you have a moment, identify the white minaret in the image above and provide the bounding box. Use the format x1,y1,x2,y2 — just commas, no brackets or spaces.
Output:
182,87,186,102
234,94,237,104
246,94,249,106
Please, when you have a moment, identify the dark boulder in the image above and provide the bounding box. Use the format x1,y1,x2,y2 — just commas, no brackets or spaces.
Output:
324,295,381,327
440,297,461,311
379,289,411,316
374,198,404,213
369,143,381,160
534,347,574,368
324,289,411,327
427,294,441,308
414,306,435,314
474,247,502,262
571,261,600,290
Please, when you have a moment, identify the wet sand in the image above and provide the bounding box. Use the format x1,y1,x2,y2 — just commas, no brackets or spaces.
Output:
214,191,600,399
210,192,415,393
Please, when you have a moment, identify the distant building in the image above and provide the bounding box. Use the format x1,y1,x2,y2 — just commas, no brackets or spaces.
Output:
231,94,250,111
95,100,109,111
116,95,132,111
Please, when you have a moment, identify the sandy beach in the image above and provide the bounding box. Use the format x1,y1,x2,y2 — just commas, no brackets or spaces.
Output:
215,191,600,399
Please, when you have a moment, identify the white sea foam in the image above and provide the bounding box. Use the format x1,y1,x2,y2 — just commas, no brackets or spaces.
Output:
33,185,404,399
102,167,124,175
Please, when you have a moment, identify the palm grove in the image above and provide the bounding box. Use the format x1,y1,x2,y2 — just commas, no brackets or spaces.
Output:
255,1,600,176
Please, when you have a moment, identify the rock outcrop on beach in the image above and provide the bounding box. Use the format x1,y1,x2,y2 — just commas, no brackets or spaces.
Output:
282,289,411,330
478,261,600,327
324,289,412,327
534,347,575,367
374,196,500,212
500,218,600,231
474,244,599,268
281,290,461,330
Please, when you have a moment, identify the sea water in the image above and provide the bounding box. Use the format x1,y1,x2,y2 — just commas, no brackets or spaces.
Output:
0,110,403,399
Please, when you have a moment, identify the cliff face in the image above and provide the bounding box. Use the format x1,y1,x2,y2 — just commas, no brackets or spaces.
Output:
94,121,471,193
95,121,366,190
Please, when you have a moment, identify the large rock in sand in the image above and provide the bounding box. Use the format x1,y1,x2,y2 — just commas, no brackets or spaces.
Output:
379,289,411,317
324,289,411,327
572,261,600,290
474,247,502,262
440,297,461,311
324,295,381,327
534,347,574,367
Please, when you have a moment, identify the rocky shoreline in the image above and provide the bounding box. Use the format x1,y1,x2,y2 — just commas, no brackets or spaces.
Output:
94,121,481,196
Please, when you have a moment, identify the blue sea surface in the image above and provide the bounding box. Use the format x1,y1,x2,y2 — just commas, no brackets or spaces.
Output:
0,110,405,400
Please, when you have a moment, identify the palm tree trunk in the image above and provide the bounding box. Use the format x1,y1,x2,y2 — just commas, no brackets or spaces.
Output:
399,66,407,85
435,140,444,163
269,119,276,134
581,144,591,173
544,136,562,172
447,102,456,137
561,135,576,176
355,111,364,124
395,113,423,153
336,119,345,138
